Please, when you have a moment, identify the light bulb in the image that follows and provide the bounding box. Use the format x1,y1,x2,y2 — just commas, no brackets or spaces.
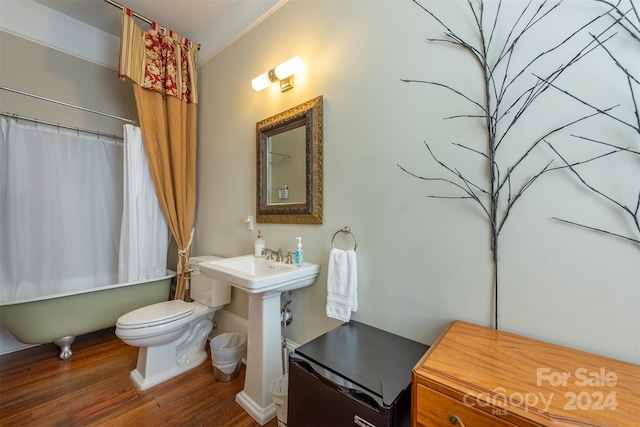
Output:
274,56,303,80
251,72,272,91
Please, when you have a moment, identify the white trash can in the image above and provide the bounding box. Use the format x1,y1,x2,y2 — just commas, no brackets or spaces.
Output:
269,374,288,427
210,332,246,382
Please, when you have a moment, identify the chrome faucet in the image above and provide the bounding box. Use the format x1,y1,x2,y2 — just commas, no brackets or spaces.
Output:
262,248,274,260
262,248,283,262
285,252,295,264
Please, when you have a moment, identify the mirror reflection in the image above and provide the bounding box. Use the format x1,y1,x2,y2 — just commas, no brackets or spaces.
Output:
267,126,306,205
257,96,323,224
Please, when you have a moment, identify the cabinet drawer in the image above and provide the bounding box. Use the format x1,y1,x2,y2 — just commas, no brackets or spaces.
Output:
416,384,516,427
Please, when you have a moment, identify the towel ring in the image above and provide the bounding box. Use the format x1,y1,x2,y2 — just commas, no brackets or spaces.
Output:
331,226,357,251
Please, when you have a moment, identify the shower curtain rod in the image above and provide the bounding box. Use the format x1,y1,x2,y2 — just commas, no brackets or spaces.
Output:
1,86,138,124
1,112,123,142
102,0,201,50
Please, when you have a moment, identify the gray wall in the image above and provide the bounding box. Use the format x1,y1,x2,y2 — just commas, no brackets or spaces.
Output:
196,1,639,363
0,31,136,136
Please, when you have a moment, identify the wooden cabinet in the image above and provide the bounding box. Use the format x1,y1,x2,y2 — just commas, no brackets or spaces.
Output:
412,321,640,427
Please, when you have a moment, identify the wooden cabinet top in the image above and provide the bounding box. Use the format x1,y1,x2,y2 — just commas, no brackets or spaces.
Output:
413,321,640,426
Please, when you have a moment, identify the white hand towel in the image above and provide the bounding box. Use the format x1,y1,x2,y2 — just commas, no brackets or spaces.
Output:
326,248,358,321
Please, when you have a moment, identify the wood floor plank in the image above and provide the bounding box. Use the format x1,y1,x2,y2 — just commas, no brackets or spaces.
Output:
0,328,278,427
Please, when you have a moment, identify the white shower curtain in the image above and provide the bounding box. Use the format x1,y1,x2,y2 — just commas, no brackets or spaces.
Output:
0,120,123,301
118,124,168,283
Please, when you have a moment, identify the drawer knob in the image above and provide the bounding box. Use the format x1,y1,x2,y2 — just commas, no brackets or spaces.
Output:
449,415,466,427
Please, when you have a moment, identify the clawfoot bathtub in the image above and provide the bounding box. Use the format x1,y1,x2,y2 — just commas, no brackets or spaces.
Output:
0,271,175,359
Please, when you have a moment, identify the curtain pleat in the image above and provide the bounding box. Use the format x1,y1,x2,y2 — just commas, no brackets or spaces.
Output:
118,8,199,300
0,120,123,301
133,87,197,300
118,8,144,84
118,125,169,284
119,9,198,104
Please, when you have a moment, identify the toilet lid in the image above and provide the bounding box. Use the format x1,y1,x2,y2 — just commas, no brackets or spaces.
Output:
117,300,194,329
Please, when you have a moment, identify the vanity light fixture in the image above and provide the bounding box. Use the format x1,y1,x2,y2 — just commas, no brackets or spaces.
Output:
251,56,304,92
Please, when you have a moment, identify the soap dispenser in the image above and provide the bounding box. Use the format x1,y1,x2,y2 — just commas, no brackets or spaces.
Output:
255,230,265,257
295,237,303,266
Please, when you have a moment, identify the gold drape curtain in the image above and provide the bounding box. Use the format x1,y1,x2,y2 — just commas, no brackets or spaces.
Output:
118,8,198,300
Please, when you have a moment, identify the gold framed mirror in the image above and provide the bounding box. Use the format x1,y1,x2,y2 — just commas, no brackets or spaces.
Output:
257,96,323,224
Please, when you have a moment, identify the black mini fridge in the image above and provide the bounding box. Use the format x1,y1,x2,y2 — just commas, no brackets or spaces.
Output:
288,321,429,427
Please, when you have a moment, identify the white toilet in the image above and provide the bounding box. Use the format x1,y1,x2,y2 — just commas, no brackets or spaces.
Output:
116,256,230,391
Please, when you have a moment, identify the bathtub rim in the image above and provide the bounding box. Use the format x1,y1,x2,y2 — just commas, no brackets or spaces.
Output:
0,270,176,306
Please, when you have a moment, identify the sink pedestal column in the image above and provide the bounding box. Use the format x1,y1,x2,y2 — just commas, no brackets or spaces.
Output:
235,291,282,425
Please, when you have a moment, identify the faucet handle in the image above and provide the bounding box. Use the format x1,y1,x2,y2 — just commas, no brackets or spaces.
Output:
285,252,295,264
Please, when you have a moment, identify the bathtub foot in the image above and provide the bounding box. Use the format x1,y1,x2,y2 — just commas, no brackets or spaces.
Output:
54,336,76,360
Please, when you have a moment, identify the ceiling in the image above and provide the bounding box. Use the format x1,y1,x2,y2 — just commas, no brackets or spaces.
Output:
32,0,281,59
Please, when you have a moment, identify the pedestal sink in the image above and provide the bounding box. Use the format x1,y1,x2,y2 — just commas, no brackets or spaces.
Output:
200,255,320,425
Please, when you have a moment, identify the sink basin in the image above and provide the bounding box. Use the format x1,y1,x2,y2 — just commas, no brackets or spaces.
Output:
200,255,320,294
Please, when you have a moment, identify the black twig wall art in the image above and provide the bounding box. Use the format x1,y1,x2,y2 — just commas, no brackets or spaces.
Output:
398,0,620,328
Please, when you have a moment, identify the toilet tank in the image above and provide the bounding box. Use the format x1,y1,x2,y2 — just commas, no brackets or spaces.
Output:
189,256,231,307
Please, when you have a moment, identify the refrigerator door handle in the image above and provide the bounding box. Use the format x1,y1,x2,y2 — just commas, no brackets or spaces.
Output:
347,389,381,410
292,359,382,412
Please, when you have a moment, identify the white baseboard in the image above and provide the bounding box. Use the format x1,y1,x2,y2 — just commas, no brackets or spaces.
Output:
212,308,249,338
0,328,36,355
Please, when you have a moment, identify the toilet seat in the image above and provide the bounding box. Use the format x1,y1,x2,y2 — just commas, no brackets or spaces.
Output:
117,300,194,330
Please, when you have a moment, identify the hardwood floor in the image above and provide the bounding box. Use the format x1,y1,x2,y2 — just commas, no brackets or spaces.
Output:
0,328,279,427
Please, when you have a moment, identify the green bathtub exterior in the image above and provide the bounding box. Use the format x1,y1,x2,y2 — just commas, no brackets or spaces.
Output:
0,272,175,344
